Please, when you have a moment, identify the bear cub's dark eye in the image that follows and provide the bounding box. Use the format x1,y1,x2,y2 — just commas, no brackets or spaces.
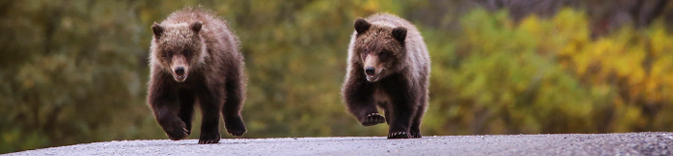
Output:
380,52,389,58
184,50,189,56
162,51,173,58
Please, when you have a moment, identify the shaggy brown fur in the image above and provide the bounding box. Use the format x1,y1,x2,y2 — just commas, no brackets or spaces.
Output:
342,13,430,139
147,7,246,144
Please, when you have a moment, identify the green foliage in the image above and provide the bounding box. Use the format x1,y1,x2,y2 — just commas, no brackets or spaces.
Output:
0,0,155,152
1,0,673,154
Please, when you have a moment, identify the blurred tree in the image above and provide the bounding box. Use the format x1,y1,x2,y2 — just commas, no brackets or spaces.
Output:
422,7,673,135
0,0,155,152
478,0,673,37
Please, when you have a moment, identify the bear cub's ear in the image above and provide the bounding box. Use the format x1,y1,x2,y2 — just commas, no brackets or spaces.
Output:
191,21,202,33
354,18,371,35
392,27,407,43
151,22,164,39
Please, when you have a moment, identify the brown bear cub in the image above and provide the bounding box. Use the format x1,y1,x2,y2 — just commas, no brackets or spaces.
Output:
148,7,246,144
342,13,430,139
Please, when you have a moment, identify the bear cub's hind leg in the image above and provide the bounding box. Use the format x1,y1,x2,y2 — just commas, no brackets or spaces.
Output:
177,90,195,135
197,96,222,144
387,102,415,139
409,105,425,138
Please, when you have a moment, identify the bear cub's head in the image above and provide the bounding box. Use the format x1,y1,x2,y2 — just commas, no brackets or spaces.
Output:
353,18,407,82
151,21,205,82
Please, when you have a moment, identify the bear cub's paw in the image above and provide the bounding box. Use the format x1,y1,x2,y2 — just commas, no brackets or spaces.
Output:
410,131,422,138
224,116,247,137
198,132,221,144
163,119,190,140
387,132,410,139
362,113,385,126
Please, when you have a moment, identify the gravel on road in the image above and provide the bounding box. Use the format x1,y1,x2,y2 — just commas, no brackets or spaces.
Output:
5,132,673,156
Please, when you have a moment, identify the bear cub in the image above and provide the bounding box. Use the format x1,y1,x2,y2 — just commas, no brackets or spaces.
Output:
147,7,247,144
342,13,430,139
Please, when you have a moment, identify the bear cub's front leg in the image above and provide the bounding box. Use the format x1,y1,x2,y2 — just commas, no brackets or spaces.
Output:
362,112,386,126
224,115,246,136
161,117,189,140
154,108,190,140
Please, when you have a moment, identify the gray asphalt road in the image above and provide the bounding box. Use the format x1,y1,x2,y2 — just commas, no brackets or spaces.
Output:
5,132,673,156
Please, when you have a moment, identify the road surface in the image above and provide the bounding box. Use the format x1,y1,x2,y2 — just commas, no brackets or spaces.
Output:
5,132,673,156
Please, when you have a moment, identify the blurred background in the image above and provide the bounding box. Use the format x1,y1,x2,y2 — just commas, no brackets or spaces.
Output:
1,0,673,153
